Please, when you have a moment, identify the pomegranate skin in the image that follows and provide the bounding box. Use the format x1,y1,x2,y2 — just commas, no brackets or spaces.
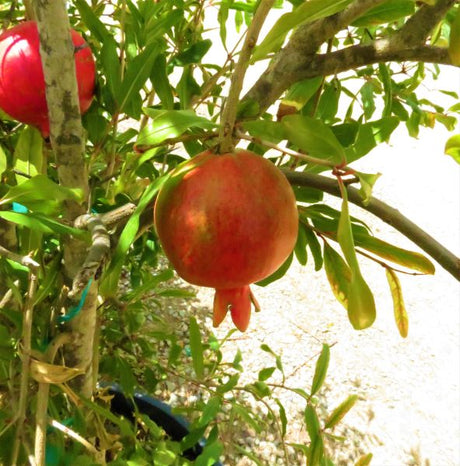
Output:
154,150,299,330
0,21,96,137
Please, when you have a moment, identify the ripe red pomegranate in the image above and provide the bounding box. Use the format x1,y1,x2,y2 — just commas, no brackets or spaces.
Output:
154,149,299,331
0,21,95,137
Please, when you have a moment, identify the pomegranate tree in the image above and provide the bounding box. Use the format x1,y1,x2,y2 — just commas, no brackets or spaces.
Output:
0,21,95,137
154,149,299,331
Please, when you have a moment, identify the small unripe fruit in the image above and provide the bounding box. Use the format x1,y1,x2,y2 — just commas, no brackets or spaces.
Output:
0,21,96,137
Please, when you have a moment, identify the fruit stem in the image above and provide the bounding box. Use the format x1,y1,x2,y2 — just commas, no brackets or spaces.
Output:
218,0,275,154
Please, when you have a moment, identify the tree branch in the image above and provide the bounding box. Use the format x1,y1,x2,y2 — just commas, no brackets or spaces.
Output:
283,170,460,281
296,45,452,80
244,0,457,114
244,0,389,112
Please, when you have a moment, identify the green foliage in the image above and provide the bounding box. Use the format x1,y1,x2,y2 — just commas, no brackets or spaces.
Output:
0,0,458,464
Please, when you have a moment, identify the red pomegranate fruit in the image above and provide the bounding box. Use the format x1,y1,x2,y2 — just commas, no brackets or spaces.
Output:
154,149,299,331
0,21,96,137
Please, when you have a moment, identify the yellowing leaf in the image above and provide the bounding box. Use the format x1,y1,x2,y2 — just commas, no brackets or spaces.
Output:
323,242,351,309
385,268,409,338
444,134,460,164
30,359,84,384
324,394,359,429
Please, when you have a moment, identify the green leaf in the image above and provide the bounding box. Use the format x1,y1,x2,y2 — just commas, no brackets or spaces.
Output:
151,54,174,110
255,252,293,286
0,211,88,238
294,223,308,266
258,367,276,382
282,115,346,165
189,316,204,379
304,404,324,466
0,145,7,176
136,110,216,147
118,41,162,116
100,176,166,296
352,0,415,27
247,381,271,398
444,134,460,164
378,63,393,117
337,188,376,329
197,396,221,427
251,0,352,62
355,171,381,205
242,120,286,144
310,344,330,396
174,39,212,65
100,37,122,103
195,441,224,466
323,242,351,309
346,117,399,163
13,127,43,182
283,77,323,110
276,399,288,437
305,227,323,271
385,268,409,338
360,81,376,120
74,0,112,42
317,81,341,123
324,394,358,429
0,175,83,211
293,186,323,204
355,453,373,466
354,232,435,275
232,404,263,434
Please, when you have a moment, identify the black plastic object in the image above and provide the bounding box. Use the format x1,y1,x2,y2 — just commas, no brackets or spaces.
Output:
102,383,222,464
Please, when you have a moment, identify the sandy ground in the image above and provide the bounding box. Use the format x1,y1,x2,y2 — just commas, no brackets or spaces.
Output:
193,69,460,464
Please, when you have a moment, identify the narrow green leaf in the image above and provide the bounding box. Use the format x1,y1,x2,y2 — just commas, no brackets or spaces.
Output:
118,41,162,116
100,176,166,296
354,232,435,275
305,227,323,271
174,39,212,65
74,0,112,42
195,441,224,466
323,242,351,309
355,453,373,466
360,81,376,120
251,0,352,62
13,127,43,182
444,134,460,164
378,63,393,117
137,109,216,147
242,120,286,144
197,396,221,427
258,367,276,382
294,223,308,266
256,252,293,286
0,175,83,209
233,404,263,434
0,211,88,238
337,187,376,330
283,77,323,110
276,399,288,438
189,316,204,379
385,268,409,338
310,344,330,396
0,145,7,176
100,37,122,102
247,381,271,398
324,394,359,429
352,0,415,27
304,404,324,466
282,115,345,165
151,54,174,110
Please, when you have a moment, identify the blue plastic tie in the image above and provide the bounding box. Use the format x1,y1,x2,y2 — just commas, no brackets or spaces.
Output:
58,278,93,323
12,202,28,213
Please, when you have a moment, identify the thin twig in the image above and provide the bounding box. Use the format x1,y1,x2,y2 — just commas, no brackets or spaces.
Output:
235,129,338,168
48,419,100,456
11,272,38,466
218,0,276,153
0,245,40,271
